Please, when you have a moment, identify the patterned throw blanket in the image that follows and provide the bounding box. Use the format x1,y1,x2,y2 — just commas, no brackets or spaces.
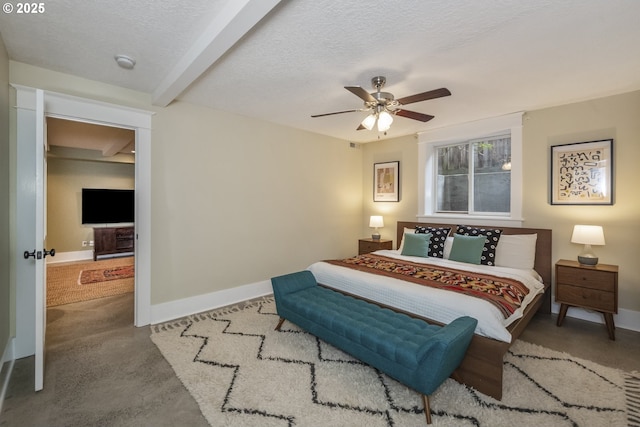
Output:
325,254,530,319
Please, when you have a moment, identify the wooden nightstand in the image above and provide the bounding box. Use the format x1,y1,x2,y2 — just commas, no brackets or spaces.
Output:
555,259,618,340
358,238,393,255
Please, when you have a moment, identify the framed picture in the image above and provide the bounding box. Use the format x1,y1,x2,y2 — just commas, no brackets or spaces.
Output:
550,139,613,205
374,161,400,202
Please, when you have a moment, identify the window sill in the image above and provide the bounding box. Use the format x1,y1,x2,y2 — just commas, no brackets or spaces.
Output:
416,214,524,228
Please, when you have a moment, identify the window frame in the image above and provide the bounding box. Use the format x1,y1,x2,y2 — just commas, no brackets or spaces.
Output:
417,113,524,227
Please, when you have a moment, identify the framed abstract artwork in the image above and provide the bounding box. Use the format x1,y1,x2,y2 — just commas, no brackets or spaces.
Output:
374,161,400,202
550,139,613,205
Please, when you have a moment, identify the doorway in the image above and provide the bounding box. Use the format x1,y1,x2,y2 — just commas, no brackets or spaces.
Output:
45,117,136,308
13,86,152,372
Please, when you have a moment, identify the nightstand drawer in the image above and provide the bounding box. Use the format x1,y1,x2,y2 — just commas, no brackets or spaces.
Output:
556,267,615,292
358,239,392,255
556,284,615,312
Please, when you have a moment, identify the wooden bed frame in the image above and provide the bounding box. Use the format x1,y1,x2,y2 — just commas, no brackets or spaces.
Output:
389,221,553,400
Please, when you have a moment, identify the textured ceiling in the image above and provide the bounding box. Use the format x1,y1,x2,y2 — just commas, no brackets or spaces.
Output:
2,0,640,147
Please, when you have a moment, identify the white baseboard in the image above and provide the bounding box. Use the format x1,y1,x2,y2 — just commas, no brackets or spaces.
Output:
46,250,93,264
149,281,640,333
150,280,273,325
1,337,13,365
0,338,16,415
96,252,133,260
552,302,640,333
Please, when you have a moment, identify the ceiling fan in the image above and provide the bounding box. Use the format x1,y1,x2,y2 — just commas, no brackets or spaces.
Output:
311,76,451,132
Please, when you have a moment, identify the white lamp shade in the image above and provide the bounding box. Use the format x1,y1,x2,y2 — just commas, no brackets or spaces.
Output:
377,111,393,132
361,114,376,131
369,215,384,228
571,225,605,245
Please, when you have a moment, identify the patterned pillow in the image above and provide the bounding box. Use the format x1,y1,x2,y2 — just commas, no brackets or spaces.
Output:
414,226,452,258
455,225,503,266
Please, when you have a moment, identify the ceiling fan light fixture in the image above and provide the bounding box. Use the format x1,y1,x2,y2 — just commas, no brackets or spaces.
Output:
361,113,376,131
377,111,393,132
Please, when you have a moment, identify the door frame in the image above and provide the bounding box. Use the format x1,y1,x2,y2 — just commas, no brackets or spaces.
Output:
12,85,153,345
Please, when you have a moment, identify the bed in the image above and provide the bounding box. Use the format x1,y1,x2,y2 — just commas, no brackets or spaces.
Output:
307,221,552,400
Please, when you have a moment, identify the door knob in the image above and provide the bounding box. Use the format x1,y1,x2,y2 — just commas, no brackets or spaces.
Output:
23,248,55,259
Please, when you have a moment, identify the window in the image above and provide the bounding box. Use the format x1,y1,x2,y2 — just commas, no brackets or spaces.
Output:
418,113,523,225
436,136,511,214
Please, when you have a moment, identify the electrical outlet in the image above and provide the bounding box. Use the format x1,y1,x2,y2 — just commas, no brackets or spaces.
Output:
89,240,94,247
82,241,88,247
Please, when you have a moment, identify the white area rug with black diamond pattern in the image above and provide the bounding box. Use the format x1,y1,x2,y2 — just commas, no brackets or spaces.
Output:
151,297,638,427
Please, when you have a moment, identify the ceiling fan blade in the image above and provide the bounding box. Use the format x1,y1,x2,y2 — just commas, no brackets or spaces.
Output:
345,86,376,103
395,109,435,122
356,124,366,131
311,109,360,118
396,88,451,105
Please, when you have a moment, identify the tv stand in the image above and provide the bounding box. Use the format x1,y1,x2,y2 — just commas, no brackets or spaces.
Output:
93,226,135,260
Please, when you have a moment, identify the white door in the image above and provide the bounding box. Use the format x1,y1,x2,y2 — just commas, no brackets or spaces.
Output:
14,88,49,391
34,89,48,391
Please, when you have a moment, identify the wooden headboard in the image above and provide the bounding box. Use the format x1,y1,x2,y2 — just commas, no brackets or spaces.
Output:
397,221,553,312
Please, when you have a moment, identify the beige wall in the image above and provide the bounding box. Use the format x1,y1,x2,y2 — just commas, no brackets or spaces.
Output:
523,91,640,313
360,134,419,243
10,62,363,306
11,60,638,314
0,33,12,355
46,158,135,252
362,90,640,313
151,101,362,303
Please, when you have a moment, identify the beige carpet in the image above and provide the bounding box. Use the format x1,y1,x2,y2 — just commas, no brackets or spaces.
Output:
47,257,134,307
151,297,638,427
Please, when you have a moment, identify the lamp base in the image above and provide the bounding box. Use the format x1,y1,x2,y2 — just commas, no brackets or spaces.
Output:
577,255,598,266
371,232,380,240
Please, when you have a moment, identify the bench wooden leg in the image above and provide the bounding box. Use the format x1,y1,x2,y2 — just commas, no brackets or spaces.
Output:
274,317,285,331
421,394,432,424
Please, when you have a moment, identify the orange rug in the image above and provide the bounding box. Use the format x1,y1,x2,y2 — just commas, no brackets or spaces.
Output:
47,257,134,307
79,265,135,285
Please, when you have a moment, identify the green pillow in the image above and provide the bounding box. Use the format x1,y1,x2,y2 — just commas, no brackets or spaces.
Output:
449,234,486,264
401,233,432,257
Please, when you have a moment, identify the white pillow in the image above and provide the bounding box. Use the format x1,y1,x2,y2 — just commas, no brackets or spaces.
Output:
397,227,415,252
495,234,537,270
443,236,454,259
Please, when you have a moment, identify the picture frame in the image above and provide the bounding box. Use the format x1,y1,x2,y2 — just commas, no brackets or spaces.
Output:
550,139,613,205
373,161,400,202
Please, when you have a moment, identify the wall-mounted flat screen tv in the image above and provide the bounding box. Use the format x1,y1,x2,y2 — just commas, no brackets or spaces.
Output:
82,188,134,224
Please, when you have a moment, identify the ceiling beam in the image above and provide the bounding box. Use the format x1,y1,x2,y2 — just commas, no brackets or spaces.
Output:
152,0,282,107
102,137,135,157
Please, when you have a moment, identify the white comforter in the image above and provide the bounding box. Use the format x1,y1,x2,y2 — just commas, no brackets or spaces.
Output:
307,250,545,343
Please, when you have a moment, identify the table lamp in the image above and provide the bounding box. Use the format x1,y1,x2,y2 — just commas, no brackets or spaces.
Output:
571,225,605,266
369,216,384,240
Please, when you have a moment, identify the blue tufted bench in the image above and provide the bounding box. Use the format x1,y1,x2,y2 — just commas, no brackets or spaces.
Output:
271,270,477,425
